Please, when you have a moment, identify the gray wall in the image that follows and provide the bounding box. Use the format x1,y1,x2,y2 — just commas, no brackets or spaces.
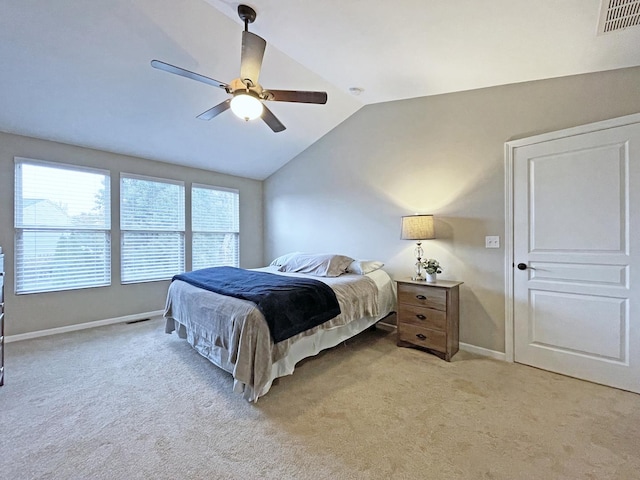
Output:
0,132,263,336
264,66,640,354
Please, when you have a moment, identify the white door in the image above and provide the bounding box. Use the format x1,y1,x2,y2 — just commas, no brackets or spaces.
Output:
511,116,640,393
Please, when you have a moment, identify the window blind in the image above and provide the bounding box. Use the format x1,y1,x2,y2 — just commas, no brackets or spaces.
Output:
192,184,239,270
120,174,185,283
14,159,111,294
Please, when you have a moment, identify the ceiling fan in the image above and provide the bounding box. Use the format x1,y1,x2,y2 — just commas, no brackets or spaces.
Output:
151,4,328,133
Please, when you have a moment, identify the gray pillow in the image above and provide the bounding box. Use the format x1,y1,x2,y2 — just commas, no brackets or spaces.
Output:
277,253,354,277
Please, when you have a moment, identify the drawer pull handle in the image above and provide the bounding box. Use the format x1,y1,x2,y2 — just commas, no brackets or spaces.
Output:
416,295,427,300
416,333,427,340
416,314,426,320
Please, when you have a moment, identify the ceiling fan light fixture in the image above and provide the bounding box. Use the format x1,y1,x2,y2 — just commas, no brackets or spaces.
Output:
230,91,263,121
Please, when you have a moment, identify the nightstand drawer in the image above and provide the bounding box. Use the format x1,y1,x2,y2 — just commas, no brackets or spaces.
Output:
398,284,446,311
398,304,446,331
398,324,446,351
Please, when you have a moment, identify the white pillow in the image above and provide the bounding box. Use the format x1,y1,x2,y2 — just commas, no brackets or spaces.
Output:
347,260,385,275
277,253,354,277
269,252,304,266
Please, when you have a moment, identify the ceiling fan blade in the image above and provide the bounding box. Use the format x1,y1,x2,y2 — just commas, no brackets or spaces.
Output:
151,60,228,90
196,99,231,120
240,31,266,86
261,104,286,133
265,90,328,104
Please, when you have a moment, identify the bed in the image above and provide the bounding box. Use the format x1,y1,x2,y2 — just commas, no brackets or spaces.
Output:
163,254,396,402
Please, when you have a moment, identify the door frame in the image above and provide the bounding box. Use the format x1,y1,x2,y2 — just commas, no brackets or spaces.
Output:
503,112,640,363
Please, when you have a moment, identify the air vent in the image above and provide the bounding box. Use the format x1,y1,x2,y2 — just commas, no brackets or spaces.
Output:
598,0,640,34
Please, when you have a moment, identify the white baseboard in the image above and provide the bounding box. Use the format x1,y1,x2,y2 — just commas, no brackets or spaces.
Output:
6,315,508,363
459,342,506,361
5,310,164,343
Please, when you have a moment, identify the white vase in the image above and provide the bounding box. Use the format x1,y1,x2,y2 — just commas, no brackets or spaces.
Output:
426,273,437,283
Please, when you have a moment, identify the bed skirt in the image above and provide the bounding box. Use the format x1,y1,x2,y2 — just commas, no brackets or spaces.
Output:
166,311,392,401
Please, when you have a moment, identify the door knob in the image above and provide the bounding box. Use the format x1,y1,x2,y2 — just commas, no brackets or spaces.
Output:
517,263,528,270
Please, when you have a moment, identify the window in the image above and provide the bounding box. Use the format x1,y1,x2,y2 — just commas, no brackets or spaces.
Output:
192,184,239,270
120,174,185,283
14,159,111,294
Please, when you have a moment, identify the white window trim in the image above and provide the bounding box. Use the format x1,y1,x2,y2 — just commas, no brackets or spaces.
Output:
120,173,185,284
191,183,240,270
14,157,111,294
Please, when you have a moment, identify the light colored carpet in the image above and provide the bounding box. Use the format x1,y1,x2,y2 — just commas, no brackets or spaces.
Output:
1,317,639,480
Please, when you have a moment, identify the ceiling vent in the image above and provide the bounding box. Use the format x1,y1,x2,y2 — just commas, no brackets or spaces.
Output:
597,0,640,34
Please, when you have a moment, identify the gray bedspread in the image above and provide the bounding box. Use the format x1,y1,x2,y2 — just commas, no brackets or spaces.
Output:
164,267,383,401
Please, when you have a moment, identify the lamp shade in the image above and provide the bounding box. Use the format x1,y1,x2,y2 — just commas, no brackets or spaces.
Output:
401,214,435,240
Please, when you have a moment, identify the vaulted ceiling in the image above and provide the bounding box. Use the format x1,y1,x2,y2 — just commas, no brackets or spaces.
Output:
1,0,639,180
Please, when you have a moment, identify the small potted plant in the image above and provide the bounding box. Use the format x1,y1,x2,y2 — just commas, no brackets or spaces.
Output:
421,259,442,283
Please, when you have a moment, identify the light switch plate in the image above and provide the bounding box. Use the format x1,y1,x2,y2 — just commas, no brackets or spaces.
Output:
485,235,500,248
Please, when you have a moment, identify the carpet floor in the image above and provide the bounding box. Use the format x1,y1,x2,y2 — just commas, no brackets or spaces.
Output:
1,317,639,479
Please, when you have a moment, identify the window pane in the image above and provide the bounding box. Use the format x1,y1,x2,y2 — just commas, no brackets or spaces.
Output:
121,232,185,283
120,174,185,283
192,185,239,269
192,187,239,232
121,176,184,230
15,161,110,229
15,230,110,293
192,233,239,270
14,159,111,294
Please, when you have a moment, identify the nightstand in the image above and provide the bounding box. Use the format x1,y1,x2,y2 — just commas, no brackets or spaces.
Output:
396,279,463,361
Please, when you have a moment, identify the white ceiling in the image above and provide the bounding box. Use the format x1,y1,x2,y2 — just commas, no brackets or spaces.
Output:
1,0,639,180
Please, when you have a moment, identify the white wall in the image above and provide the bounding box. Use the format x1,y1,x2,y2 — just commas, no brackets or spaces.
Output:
0,132,263,336
264,66,640,353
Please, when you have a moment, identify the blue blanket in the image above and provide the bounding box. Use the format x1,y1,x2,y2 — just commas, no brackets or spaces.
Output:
172,267,341,343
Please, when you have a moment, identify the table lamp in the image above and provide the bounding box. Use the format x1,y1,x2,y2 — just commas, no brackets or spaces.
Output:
401,214,435,281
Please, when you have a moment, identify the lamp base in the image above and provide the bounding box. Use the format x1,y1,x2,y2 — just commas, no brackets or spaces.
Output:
412,248,425,281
